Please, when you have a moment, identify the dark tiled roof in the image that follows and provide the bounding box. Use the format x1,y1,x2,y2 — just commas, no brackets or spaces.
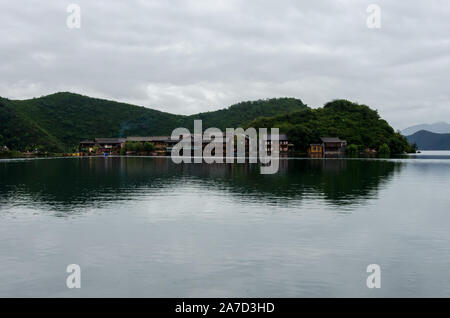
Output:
263,134,289,141
126,137,154,142
79,140,95,144
94,138,126,144
321,137,343,143
126,136,172,142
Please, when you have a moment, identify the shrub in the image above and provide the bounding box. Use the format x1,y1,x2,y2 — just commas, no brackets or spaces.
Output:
143,142,155,152
378,143,390,156
346,144,359,156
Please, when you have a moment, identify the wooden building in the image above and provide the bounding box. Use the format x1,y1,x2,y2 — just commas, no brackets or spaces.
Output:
308,137,347,155
308,144,323,154
321,137,347,154
80,133,259,157
262,134,292,153
79,140,95,153
95,138,126,154
79,138,125,154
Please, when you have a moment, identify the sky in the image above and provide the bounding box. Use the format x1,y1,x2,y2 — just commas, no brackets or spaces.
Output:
0,0,449,130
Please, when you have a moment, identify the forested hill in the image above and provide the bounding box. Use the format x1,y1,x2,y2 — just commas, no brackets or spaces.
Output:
186,98,307,130
248,99,415,154
0,92,307,152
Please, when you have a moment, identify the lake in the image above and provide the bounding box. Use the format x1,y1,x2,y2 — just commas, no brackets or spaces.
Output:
1,153,450,297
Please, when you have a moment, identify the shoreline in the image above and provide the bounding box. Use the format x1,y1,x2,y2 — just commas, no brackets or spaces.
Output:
1,150,449,162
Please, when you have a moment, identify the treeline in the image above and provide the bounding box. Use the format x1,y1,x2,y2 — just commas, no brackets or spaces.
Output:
248,99,416,154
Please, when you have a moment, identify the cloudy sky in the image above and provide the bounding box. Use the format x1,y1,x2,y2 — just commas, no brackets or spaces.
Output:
1,0,449,129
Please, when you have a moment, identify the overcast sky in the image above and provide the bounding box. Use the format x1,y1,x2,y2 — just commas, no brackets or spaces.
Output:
1,0,449,129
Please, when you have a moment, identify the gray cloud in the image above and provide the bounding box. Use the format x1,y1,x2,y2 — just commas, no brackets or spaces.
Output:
0,0,449,129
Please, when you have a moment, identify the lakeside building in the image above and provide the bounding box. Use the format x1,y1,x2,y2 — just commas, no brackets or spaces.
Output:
127,134,223,156
80,138,126,154
79,140,95,153
262,134,292,153
79,133,264,156
80,137,174,155
169,133,251,157
308,137,347,156
309,144,323,154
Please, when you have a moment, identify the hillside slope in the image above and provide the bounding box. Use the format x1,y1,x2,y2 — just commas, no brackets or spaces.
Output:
406,130,450,150
248,99,414,154
186,98,307,130
0,92,306,152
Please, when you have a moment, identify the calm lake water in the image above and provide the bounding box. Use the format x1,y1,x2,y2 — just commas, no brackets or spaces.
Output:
1,152,450,297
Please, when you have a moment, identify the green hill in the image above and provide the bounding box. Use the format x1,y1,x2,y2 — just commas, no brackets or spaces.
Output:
248,99,414,154
0,92,306,152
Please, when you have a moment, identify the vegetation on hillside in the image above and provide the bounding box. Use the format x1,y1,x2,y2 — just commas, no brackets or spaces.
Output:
247,99,415,154
0,97,64,152
0,93,413,154
0,93,305,152
186,98,307,131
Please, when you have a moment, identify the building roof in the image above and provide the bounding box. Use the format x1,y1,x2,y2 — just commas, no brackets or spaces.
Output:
126,137,154,142
262,134,289,141
131,136,189,143
321,137,344,143
79,140,95,144
94,138,126,144
126,136,173,142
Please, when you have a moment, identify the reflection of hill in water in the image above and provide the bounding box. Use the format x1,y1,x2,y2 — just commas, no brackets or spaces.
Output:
199,159,402,206
0,157,402,211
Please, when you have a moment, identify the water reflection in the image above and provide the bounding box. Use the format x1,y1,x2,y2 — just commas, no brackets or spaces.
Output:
0,157,402,212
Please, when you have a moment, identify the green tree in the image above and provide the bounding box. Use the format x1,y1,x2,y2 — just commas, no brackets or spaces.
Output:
346,144,359,157
378,143,390,156
143,142,155,153
136,142,144,152
124,141,143,153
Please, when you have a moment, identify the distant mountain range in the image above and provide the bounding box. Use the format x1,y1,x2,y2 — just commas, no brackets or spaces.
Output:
406,130,450,150
401,122,450,136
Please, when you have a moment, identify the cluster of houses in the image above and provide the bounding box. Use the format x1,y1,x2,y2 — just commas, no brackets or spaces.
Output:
79,134,294,156
80,137,177,155
79,135,347,156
